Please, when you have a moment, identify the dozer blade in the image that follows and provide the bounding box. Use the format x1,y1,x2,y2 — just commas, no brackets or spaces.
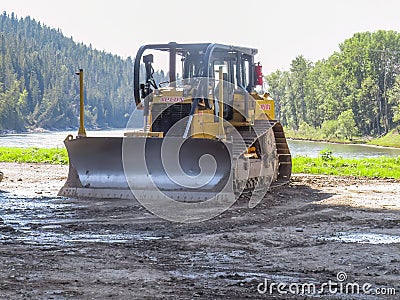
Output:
58,136,233,202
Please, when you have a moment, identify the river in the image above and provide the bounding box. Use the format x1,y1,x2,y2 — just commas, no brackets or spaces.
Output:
1,130,400,159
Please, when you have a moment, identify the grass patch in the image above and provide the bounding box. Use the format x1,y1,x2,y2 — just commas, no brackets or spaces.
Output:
293,154,400,179
1,146,400,179
286,126,400,148
368,129,400,148
0,147,68,165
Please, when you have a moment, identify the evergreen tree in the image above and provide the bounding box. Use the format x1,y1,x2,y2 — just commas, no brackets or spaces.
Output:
0,12,138,131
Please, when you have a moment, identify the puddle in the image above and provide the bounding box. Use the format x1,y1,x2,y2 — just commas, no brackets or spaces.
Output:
0,194,72,228
321,232,400,244
169,269,303,282
3,231,168,246
2,225,168,246
0,193,168,246
65,233,166,244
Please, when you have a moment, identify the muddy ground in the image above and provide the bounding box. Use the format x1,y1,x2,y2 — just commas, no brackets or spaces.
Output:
0,162,399,299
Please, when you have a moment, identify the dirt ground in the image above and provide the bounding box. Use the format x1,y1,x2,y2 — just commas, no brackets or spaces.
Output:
0,162,399,299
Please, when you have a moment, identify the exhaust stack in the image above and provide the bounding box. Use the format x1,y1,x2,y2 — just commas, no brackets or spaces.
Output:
76,69,86,137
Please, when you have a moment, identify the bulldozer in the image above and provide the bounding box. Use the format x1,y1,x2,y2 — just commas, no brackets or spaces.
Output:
59,42,291,220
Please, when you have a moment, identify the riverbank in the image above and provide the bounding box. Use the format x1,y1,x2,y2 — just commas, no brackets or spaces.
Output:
368,130,400,148
285,128,400,149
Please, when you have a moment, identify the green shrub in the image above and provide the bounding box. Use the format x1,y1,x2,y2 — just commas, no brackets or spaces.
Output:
319,148,334,161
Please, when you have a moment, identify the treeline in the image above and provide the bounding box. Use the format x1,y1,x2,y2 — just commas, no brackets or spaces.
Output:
267,30,400,139
0,12,136,131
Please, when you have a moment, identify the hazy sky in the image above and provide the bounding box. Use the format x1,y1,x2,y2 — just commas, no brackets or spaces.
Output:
2,0,400,73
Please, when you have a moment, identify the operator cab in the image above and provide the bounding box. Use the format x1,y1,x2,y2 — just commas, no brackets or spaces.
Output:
133,42,262,136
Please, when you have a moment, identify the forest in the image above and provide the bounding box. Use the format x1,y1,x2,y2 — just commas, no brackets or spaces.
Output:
266,30,400,140
0,12,136,131
1,11,400,139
